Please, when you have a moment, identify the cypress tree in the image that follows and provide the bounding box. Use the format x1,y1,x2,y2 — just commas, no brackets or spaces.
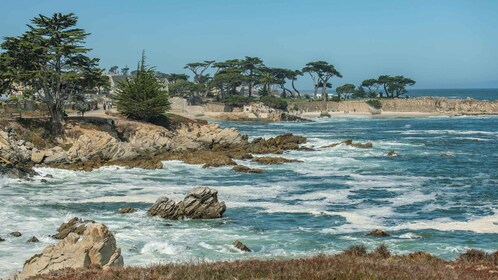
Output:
114,51,170,121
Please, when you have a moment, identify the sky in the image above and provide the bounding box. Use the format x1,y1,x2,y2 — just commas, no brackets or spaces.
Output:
0,0,497,90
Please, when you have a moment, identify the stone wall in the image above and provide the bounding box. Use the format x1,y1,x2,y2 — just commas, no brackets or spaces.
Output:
289,98,498,115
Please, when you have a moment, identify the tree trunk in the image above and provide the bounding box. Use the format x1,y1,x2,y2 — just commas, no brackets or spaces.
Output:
313,84,318,99
322,81,328,101
292,80,301,98
49,100,64,136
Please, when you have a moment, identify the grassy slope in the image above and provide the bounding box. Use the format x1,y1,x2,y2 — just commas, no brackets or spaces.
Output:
40,249,498,280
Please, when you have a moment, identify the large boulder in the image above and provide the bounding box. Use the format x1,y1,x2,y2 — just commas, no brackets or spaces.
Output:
148,197,183,220
148,187,226,220
17,223,123,280
178,187,226,219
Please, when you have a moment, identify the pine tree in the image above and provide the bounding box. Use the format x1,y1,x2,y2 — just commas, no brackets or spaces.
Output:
114,51,170,121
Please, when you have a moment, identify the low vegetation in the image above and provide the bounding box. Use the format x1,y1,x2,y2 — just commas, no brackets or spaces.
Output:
366,99,382,109
40,247,498,280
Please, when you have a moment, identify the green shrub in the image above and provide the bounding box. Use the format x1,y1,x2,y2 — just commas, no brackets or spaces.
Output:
366,99,382,109
222,94,254,107
260,96,288,110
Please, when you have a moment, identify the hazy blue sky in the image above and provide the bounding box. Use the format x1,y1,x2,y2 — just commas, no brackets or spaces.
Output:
1,0,497,89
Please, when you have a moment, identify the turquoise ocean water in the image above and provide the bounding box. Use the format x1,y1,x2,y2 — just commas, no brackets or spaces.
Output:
1,115,498,275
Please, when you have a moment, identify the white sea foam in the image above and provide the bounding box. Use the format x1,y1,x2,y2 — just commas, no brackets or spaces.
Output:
391,213,498,234
141,241,184,255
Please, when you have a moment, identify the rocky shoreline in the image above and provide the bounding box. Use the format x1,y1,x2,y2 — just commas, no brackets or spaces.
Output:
0,115,308,179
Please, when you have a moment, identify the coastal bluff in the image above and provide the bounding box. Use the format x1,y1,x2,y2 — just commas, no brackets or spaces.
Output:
0,115,307,177
289,97,498,115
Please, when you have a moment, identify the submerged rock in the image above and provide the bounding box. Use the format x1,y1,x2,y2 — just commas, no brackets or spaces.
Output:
233,240,252,252
17,223,123,280
10,231,22,237
26,236,39,243
322,139,373,149
118,207,137,214
0,163,37,179
53,217,94,239
279,113,312,122
232,165,263,173
0,236,5,242
366,229,390,237
148,187,226,220
251,156,302,165
387,150,399,157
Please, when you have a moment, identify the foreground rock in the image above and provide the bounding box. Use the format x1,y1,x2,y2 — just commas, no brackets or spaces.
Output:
322,139,373,149
148,187,226,220
17,223,123,280
366,229,390,237
233,240,252,252
232,165,263,173
53,217,94,239
251,156,302,165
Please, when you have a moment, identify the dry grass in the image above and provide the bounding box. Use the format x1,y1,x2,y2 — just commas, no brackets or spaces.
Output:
38,247,498,280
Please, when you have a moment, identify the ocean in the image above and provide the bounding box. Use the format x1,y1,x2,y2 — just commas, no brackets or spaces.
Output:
1,115,498,275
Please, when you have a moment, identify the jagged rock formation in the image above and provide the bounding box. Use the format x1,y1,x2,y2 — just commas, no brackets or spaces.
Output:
148,187,226,220
53,217,94,239
17,223,123,280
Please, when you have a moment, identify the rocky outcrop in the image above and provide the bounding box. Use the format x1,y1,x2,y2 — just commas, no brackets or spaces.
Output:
1,117,308,174
17,223,123,280
251,156,302,165
0,163,37,179
278,113,312,122
387,150,399,157
0,236,4,242
241,133,307,154
53,217,94,239
0,127,33,164
322,139,373,149
148,187,226,220
233,240,252,252
10,231,22,237
232,165,263,173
